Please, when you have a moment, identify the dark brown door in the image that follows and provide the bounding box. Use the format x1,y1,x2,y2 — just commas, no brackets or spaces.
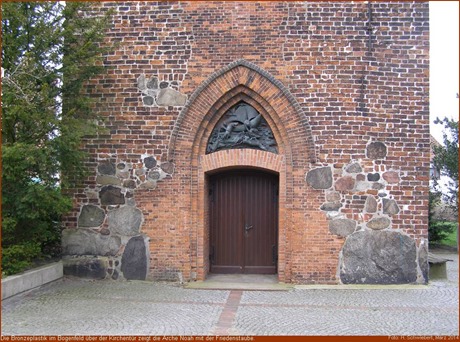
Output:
210,170,278,274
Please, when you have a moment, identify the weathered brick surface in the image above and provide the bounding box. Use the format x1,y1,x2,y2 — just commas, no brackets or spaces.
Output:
63,2,430,284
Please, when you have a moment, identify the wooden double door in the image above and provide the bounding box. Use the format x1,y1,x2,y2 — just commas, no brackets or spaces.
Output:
209,170,278,274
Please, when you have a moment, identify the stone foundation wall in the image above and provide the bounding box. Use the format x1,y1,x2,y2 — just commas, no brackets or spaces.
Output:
62,1,430,284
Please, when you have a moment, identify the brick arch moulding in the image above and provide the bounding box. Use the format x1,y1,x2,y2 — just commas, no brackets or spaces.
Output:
167,59,317,164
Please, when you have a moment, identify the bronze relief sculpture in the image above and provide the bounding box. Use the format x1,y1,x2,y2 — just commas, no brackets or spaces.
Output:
206,102,278,154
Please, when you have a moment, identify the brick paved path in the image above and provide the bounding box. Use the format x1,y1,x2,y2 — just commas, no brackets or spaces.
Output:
2,252,458,336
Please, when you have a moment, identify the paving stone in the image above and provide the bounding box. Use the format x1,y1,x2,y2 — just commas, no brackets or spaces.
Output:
1,260,458,336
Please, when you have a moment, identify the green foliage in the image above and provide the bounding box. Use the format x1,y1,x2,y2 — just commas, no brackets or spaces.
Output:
440,224,458,247
2,242,42,276
428,192,456,244
432,117,459,209
1,2,113,275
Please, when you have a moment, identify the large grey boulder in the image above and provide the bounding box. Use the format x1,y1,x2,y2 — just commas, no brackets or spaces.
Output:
382,199,400,215
62,229,121,256
329,219,356,237
78,205,105,228
340,230,417,284
156,88,187,106
364,196,378,213
99,185,125,205
366,142,387,160
63,256,108,279
366,216,391,230
306,167,333,190
418,242,429,284
121,235,148,280
108,206,143,236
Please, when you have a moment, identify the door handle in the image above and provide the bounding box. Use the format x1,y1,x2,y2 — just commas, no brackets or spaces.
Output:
244,224,253,232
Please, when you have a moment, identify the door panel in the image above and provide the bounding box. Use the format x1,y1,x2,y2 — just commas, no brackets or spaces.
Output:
210,170,278,274
210,174,244,273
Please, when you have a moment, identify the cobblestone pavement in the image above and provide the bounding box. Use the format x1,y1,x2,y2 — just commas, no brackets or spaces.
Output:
2,251,458,336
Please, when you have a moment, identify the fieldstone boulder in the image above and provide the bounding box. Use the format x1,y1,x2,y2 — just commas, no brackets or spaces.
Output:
356,174,366,181
123,179,137,189
78,205,106,228
160,162,175,175
355,180,371,192
144,156,157,169
367,216,391,230
96,175,122,186
143,96,155,106
320,202,342,211
138,74,147,90
306,167,333,190
62,229,121,256
147,77,159,89
335,176,355,191
418,242,429,284
372,183,385,190
383,199,400,215
156,88,187,106
108,206,143,236
121,235,148,280
140,180,157,189
148,170,161,181
340,230,417,284
383,171,399,184
99,186,125,205
326,191,341,202
63,256,108,279
366,142,387,160
364,196,378,213
345,162,362,173
98,161,116,176
329,219,357,237
367,173,380,182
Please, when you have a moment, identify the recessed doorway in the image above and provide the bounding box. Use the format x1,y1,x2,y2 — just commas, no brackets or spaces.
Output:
209,169,279,274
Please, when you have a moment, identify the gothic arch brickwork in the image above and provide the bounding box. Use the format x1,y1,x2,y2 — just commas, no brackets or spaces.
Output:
62,2,430,285
168,60,325,282
168,59,317,164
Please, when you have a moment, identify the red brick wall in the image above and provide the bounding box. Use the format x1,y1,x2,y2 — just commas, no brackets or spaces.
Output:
64,1,430,284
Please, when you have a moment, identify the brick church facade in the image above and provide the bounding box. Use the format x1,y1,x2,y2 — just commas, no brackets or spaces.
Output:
62,1,430,284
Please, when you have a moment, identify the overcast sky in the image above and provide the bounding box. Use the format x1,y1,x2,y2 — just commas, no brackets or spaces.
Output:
429,1,459,143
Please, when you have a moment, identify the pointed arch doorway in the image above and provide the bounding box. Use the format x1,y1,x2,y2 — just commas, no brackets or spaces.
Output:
209,169,279,274
168,60,317,282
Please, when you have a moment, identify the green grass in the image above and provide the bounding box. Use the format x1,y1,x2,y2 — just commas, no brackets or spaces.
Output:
440,223,458,247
